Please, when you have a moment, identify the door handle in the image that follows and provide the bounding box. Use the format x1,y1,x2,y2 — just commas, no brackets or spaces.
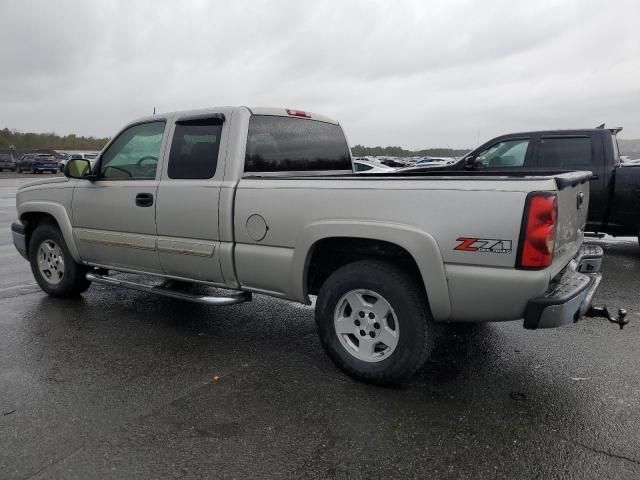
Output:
590,174,599,180
135,192,154,207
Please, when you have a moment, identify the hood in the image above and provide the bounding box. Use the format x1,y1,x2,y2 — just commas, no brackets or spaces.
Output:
18,176,69,191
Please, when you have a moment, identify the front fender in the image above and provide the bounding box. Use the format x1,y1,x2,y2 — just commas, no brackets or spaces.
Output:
291,220,451,322
18,201,81,262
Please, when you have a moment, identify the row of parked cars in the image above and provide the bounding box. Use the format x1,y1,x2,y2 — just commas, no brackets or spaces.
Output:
352,155,459,173
0,152,98,174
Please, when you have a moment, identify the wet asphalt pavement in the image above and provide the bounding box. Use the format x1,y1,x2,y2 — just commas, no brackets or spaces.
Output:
0,175,639,479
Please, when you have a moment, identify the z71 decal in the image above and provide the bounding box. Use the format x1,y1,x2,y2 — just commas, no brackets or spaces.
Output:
454,237,513,254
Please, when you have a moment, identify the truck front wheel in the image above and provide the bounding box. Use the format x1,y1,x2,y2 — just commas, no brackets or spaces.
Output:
28,223,91,297
315,260,435,385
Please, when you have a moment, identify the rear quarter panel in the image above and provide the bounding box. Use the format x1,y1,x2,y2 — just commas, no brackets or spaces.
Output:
233,176,560,322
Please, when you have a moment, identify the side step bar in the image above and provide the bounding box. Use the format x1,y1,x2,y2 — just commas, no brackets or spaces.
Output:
86,272,252,306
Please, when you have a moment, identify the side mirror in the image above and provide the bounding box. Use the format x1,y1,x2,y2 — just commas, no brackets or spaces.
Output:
64,158,92,179
464,155,477,170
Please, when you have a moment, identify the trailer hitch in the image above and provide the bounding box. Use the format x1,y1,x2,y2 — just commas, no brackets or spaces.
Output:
584,305,629,330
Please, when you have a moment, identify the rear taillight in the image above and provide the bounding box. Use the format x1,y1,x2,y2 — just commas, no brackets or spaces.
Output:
517,192,558,269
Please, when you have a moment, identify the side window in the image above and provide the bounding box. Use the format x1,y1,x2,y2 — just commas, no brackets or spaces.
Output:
538,137,592,168
99,121,166,180
245,116,351,172
476,139,529,168
354,162,372,172
167,118,223,179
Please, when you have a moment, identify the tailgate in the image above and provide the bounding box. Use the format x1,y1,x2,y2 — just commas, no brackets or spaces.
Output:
550,172,591,277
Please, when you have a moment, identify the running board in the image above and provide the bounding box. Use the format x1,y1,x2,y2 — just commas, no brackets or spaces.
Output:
86,272,252,306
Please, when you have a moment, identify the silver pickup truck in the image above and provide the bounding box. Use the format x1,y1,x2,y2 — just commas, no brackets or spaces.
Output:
11,107,608,384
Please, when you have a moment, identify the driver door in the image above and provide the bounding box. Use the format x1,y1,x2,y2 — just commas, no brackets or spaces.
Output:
71,120,167,273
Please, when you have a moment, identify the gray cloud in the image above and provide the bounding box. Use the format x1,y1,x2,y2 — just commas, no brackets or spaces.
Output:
0,0,639,148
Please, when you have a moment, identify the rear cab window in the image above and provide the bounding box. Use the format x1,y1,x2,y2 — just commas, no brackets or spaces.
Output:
244,115,351,173
611,133,621,165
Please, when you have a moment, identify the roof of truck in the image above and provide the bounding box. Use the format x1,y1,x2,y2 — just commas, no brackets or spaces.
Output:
129,106,339,127
488,127,622,138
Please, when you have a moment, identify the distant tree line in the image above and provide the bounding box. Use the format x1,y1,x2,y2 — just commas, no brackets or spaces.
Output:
0,128,110,152
351,144,470,158
3,126,639,160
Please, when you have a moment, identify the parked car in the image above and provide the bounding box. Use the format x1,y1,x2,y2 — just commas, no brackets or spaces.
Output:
353,158,395,173
59,152,99,172
11,107,609,384
414,156,457,166
0,153,16,171
17,154,58,174
18,154,35,173
411,126,640,242
378,158,406,168
59,153,82,172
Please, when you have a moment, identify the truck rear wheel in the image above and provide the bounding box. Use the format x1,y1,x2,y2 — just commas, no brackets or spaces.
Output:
28,223,91,297
315,260,434,385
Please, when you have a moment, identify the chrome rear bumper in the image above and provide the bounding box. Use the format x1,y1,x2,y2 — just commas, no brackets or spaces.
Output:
523,244,603,329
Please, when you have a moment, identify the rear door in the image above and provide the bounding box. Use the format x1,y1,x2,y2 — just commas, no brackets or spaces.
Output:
154,114,228,284
533,133,605,229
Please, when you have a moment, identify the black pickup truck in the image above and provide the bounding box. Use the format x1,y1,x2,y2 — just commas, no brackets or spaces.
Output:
417,127,640,242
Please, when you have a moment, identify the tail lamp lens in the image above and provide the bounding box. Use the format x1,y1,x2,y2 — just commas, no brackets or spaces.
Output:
518,193,558,269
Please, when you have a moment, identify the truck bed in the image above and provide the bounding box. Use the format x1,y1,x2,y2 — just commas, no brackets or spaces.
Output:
233,170,591,323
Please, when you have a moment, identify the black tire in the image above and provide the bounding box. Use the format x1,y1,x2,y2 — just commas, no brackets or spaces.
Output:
28,223,91,298
315,260,435,385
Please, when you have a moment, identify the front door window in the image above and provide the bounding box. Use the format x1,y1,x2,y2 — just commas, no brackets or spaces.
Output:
99,121,166,179
476,139,529,168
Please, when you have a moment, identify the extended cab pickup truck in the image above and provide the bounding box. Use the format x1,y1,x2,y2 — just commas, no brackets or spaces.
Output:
421,127,640,242
11,107,609,384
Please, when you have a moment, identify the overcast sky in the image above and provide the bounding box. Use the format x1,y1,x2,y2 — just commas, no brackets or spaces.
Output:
1,0,639,149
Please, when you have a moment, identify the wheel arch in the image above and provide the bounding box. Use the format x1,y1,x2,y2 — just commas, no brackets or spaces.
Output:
291,220,451,322
19,202,81,262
